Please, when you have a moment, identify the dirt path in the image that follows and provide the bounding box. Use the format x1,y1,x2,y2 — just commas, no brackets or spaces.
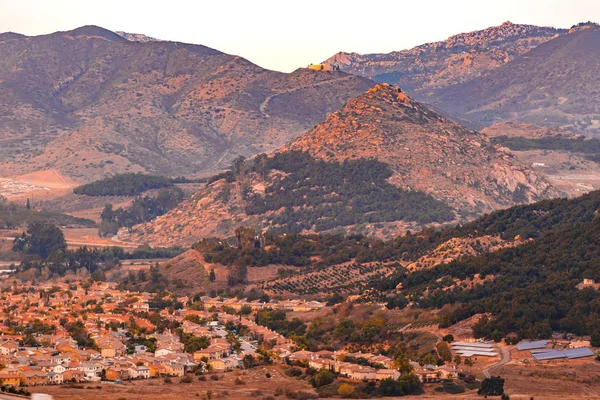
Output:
483,344,511,378
50,168,68,184
259,75,354,118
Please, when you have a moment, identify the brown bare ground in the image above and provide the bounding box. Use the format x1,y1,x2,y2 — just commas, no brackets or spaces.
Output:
35,366,316,400
0,169,77,202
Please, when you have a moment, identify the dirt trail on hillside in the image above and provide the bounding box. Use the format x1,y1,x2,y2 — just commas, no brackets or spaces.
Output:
260,75,354,117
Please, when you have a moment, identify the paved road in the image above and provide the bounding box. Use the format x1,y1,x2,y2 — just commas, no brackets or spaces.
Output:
483,344,511,378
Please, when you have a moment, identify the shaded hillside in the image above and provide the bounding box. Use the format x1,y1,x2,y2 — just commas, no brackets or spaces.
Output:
123,84,560,246
394,211,600,340
325,22,563,92
481,121,581,139
0,26,373,182
429,23,600,135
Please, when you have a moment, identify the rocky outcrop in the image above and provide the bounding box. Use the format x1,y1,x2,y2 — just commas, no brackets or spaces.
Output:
287,84,562,216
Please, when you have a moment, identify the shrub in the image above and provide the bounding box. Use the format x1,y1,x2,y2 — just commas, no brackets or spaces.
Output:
478,376,505,396
235,377,246,385
337,383,355,396
310,369,334,388
285,367,303,377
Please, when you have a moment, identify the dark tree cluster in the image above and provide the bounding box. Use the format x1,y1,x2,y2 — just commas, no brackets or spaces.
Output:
99,186,184,235
73,173,174,196
255,308,307,338
197,227,453,270
242,151,454,233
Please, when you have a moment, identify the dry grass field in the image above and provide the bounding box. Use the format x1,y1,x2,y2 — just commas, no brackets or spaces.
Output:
35,366,316,400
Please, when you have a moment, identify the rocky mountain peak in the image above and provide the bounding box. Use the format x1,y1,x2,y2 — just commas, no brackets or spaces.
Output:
288,86,562,216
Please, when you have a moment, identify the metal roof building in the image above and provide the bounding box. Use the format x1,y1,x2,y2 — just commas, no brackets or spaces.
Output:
532,347,594,360
451,341,498,357
516,340,548,351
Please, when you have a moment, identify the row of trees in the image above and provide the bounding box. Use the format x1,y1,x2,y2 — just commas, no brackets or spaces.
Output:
73,173,174,196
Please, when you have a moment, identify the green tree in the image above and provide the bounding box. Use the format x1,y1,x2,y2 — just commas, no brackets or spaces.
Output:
453,355,461,367
240,305,252,316
394,354,414,374
491,329,504,343
311,369,334,388
100,204,115,222
590,330,600,347
13,222,67,259
478,376,505,396
183,336,210,353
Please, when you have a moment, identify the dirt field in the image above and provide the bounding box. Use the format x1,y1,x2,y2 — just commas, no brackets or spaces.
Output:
34,366,316,400
0,169,78,202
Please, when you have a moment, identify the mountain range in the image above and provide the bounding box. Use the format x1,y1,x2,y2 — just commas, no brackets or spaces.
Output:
326,22,600,136
0,26,372,182
324,22,565,92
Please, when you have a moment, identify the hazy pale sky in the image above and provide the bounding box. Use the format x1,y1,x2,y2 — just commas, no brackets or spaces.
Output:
1,0,598,72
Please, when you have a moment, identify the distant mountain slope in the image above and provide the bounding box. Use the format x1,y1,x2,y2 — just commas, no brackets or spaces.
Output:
481,121,582,139
324,22,564,92
0,26,373,182
428,23,600,136
124,84,561,246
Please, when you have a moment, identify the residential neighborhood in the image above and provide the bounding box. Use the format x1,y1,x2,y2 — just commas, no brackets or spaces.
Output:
0,280,472,391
